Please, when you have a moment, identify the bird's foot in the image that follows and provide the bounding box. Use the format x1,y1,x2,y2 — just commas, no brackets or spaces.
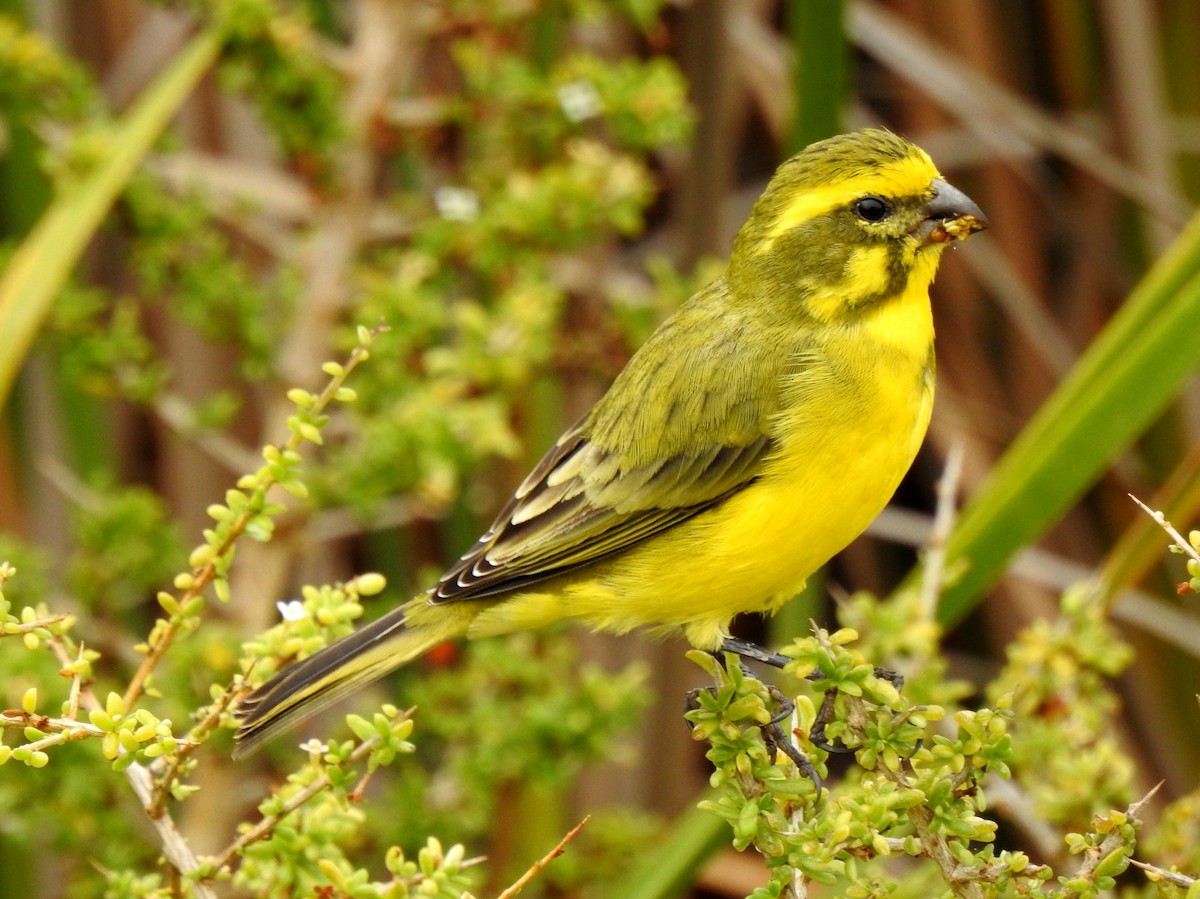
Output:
716,637,906,757
718,637,905,689
760,681,825,788
685,678,824,793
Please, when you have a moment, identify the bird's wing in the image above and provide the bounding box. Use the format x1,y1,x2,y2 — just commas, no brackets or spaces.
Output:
432,426,772,601
433,279,787,602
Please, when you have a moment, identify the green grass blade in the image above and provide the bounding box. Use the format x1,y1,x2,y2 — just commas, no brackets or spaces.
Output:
786,0,849,152
602,800,730,899
0,28,223,411
932,211,1200,626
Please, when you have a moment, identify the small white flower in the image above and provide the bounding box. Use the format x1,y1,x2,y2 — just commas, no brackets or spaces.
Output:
299,738,329,755
557,80,602,122
276,599,307,622
434,186,480,222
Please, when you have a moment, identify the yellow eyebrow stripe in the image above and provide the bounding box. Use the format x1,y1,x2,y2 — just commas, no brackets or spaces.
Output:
759,153,940,252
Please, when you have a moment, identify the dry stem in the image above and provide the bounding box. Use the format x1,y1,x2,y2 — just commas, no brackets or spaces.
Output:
495,817,591,899
917,442,964,624
199,732,385,880
44,639,218,899
1130,494,1200,564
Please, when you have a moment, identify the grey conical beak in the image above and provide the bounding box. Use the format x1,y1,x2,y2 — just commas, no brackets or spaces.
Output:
917,179,988,244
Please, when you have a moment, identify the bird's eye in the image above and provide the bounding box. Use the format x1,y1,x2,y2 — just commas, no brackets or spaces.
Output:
852,196,892,223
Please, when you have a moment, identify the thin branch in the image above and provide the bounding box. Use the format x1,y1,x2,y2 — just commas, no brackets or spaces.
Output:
200,732,387,880
496,817,591,899
65,641,84,720
1130,494,1200,565
839,694,987,898
205,772,336,873
121,330,380,709
147,680,242,819
1129,858,1197,888
44,639,217,899
1069,784,1162,885
0,613,69,636
124,761,218,899
917,443,965,624
0,711,105,748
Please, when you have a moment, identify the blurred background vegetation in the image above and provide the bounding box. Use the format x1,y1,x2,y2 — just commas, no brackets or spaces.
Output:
1,1,1199,897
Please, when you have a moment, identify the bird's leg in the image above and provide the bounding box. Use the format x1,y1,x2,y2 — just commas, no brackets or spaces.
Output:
685,654,823,787
759,681,825,788
720,637,905,755
719,636,792,670
809,687,843,753
873,665,905,691
684,662,771,721
683,686,706,717
700,651,824,790
719,637,906,689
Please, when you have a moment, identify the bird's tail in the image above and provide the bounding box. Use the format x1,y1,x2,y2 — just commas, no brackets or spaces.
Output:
233,598,473,758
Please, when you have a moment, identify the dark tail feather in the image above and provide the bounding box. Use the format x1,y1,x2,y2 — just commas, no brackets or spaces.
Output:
234,602,469,757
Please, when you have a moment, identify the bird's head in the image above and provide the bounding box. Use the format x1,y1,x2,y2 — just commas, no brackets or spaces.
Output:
728,129,986,323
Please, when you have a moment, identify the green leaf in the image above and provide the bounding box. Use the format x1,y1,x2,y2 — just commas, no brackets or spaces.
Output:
786,0,848,152
0,28,224,410
929,209,1200,625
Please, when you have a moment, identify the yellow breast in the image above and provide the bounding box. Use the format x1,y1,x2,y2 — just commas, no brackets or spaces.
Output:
469,273,937,649
549,278,935,646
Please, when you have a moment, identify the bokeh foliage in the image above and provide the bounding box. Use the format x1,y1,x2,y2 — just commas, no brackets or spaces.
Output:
1,2,1200,899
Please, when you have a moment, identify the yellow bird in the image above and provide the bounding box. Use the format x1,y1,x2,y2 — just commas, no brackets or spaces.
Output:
235,129,986,755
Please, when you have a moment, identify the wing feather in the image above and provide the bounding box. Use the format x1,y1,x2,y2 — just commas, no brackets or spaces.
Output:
433,276,795,604
433,423,773,602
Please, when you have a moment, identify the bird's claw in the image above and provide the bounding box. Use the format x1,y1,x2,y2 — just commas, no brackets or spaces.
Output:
710,638,907,760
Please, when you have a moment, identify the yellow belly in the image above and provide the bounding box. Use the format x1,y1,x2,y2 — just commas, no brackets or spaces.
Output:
577,357,932,646
467,284,936,649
